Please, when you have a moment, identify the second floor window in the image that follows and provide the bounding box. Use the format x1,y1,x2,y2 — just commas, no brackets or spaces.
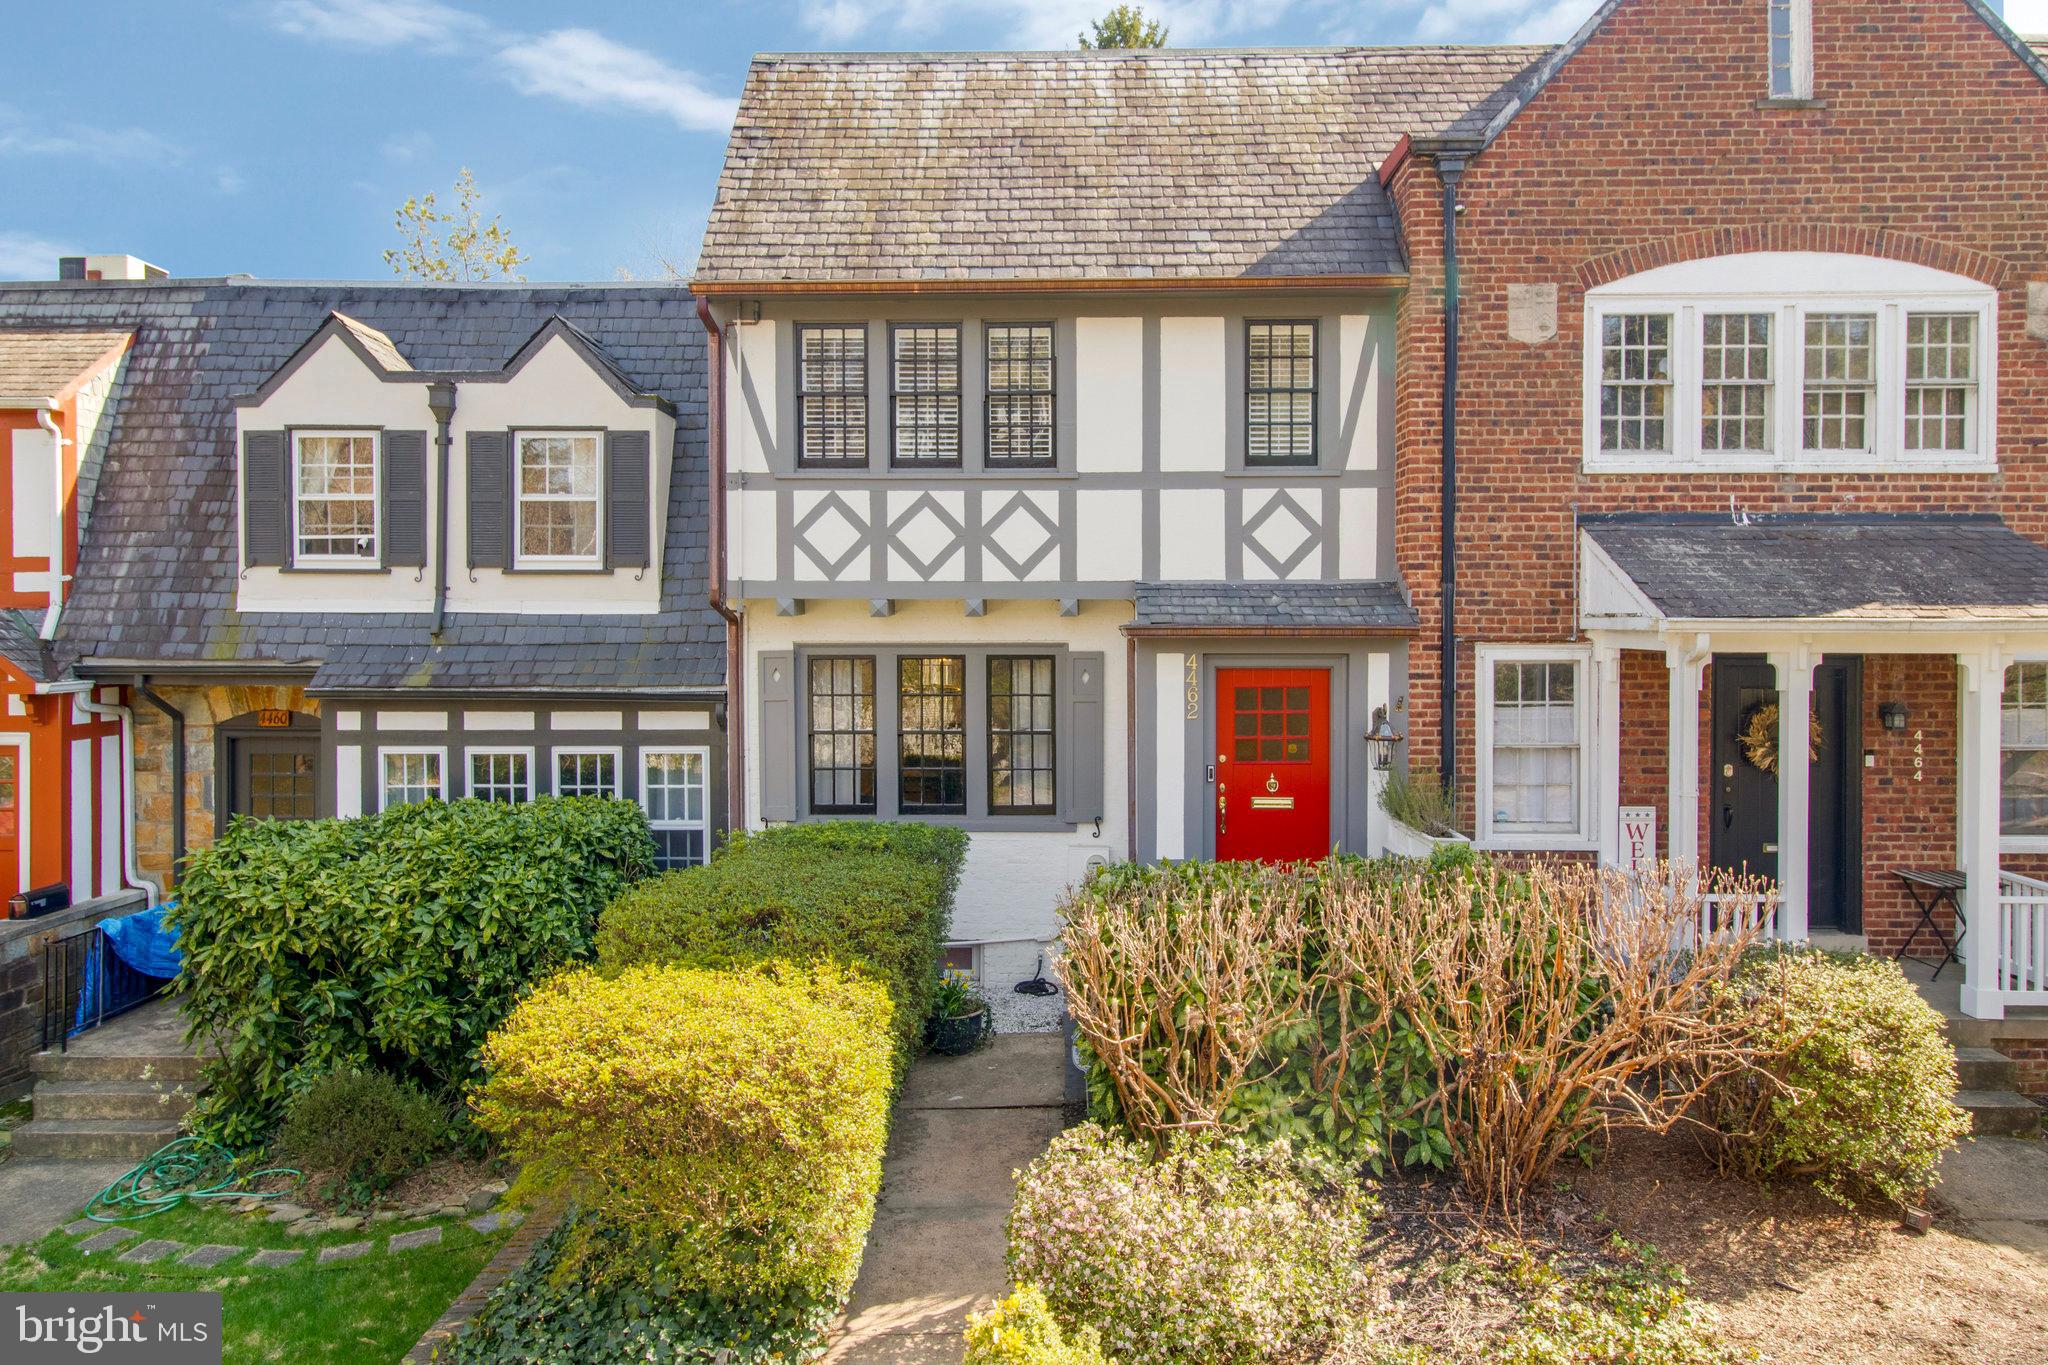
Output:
1904,313,1977,454
294,432,378,562
986,323,1055,468
797,324,868,468
516,433,601,565
891,324,962,467
1599,314,1672,454
1801,313,1876,453
1246,321,1317,465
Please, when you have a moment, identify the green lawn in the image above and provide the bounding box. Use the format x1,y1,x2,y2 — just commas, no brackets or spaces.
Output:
0,1201,509,1364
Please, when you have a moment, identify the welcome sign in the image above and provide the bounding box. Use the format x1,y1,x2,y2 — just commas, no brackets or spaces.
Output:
3,1294,220,1363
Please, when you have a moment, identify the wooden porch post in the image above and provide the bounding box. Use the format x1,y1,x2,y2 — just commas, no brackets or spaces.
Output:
1768,646,1815,943
1595,642,1622,866
1664,636,1706,869
1960,649,2005,1021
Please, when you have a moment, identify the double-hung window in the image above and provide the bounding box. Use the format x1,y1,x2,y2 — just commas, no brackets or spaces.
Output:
467,748,532,803
1801,313,1876,454
515,433,601,566
891,324,962,467
1904,313,1977,455
1477,648,1591,848
380,748,444,809
642,747,711,869
2002,663,2048,842
293,432,378,563
1246,321,1317,465
1598,314,1673,455
1700,313,1772,454
553,747,619,798
797,324,868,468
808,656,877,814
985,323,1055,468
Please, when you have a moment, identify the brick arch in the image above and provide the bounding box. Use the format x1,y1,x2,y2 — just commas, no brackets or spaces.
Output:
1575,224,2017,292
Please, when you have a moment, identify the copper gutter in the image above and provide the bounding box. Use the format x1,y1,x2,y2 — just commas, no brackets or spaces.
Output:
696,296,746,835
691,274,1408,297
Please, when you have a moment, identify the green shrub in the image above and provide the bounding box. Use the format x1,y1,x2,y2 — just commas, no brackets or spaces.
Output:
174,796,654,1147
473,963,893,1321
1708,948,1970,1207
275,1067,444,1208
596,819,961,1069
1007,1124,1370,1365
965,1286,1113,1365
1377,767,1461,837
1490,1241,1739,1365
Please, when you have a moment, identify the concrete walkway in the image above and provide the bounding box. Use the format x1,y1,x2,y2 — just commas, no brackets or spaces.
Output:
0,1158,132,1245
1939,1135,2048,1262
824,1033,1070,1364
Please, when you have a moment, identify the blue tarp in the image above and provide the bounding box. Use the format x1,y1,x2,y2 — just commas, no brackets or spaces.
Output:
73,902,178,1037
99,902,181,979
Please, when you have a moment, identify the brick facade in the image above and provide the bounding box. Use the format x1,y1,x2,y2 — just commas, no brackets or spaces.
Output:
1391,2,2048,928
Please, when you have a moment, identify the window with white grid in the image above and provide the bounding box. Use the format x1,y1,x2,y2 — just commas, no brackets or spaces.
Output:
294,432,378,562
1904,313,1976,454
466,749,532,803
1767,0,1811,100
515,433,601,564
890,323,962,467
1700,313,1772,453
1599,313,1672,454
641,747,710,869
1802,313,1876,453
553,748,619,799
2003,663,2048,840
1479,650,1589,846
380,748,443,809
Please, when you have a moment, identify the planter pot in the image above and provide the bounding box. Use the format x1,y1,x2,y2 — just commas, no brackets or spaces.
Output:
1382,818,1471,860
930,1008,987,1056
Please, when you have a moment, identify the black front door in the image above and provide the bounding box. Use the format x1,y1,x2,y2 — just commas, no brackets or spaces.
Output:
1709,655,1861,932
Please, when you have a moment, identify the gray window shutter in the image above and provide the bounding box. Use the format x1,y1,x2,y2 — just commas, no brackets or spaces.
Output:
381,430,427,568
242,430,290,568
1060,651,1106,824
759,651,798,821
604,429,652,570
466,430,511,570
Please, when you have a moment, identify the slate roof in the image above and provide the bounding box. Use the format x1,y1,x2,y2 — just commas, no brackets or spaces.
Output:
1583,515,2048,622
0,610,57,684
695,46,1551,285
1131,581,1418,632
0,278,725,693
0,329,130,402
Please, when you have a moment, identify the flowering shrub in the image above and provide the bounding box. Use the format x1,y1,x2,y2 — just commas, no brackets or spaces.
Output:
472,962,893,1313
964,1286,1112,1365
1491,1241,1739,1365
1007,1124,1370,1365
1705,948,1970,1207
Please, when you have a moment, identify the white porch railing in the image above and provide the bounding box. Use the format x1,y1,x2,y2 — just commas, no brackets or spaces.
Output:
1993,870,2048,1006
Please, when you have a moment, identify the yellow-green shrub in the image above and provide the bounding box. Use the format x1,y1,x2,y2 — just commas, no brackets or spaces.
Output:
966,1286,1114,1365
472,962,893,1307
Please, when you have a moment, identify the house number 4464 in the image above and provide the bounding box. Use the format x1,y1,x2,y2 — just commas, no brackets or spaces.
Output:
1913,729,1924,782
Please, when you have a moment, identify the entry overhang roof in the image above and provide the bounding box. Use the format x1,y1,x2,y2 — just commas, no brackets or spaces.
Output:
1128,580,1417,634
1581,514,2048,629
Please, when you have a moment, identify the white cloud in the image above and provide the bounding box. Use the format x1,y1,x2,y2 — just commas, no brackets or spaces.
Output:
0,232,71,281
382,131,432,164
216,168,246,194
265,0,488,51
498,29,738,132
0,105,183,165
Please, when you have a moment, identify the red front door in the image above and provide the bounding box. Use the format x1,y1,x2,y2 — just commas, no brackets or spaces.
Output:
1215,668,1332,863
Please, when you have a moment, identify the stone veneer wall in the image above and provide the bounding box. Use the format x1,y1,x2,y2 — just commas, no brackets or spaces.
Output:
131,685,320,889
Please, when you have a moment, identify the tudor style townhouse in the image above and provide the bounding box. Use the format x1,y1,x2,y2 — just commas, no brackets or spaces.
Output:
0,276,729,895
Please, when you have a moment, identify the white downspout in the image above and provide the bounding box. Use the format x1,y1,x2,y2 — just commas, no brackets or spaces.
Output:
34,405,69,641
74,690,163,904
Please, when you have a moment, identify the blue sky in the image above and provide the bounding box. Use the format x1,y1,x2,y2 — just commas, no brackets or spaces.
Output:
3,0,2043,283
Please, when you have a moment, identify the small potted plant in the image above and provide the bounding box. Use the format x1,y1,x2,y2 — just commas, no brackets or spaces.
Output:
927,968,990,1056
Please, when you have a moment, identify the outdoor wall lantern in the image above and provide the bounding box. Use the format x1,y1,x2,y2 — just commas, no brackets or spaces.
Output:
1366,705,1405,770
1878,702,1910,732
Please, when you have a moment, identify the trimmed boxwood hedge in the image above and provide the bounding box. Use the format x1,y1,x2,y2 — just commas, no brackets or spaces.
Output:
174,796,655,1147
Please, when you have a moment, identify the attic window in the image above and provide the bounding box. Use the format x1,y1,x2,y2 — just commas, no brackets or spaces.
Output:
1767,0,1812,101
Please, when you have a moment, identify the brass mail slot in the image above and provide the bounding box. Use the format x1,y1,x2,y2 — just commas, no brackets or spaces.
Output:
1250,796,1295,811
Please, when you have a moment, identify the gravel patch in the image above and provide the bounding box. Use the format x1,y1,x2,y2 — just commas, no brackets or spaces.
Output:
989,982,1067,1034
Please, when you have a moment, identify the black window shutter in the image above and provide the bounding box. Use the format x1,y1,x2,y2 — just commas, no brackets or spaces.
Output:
242,430,290,567
759,651,798,821
466,430,511,569
604,429,652,570
1060,651,1106,824
381,430,428,568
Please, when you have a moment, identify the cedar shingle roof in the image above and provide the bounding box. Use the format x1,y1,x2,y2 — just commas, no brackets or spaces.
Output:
696,46,1551,285
0,329,130,402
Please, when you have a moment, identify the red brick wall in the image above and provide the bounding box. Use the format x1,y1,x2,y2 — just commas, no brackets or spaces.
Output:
1393,0,2048,816
1861,656,1961,954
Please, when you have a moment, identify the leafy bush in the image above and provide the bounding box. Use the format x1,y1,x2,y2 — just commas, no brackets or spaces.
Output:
1007,1124,1370,1365
1706,948,1970,1207
596,819,961,1069
175,796,654,1146
1490,1241,1739,1365
275,1067,444,1208
965,1286,1113,1365
473,962,893,1324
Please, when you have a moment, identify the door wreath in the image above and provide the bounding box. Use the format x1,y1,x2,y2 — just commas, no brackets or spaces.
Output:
1739,702,1822,774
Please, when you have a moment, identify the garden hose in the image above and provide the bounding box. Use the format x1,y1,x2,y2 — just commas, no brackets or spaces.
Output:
83,1137,301,1223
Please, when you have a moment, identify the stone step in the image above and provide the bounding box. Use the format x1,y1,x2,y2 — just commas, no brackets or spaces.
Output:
10,1118,181,1162
1957,1089,2044,1139
31,1049,205,1085
1955,1047,2018,1091
32,1080,196,1124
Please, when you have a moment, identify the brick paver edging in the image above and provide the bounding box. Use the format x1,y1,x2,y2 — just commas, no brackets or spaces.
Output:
404,1199,563,1364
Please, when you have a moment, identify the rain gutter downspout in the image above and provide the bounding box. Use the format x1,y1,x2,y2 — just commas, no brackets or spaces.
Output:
134,681,186,886
76,691,164,902
696,295,747,835
1437,155,1468,791
34,406,67,641
427,382,456,636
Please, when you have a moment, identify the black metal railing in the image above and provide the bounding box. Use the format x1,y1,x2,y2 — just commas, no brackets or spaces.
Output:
38,923,165,1053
